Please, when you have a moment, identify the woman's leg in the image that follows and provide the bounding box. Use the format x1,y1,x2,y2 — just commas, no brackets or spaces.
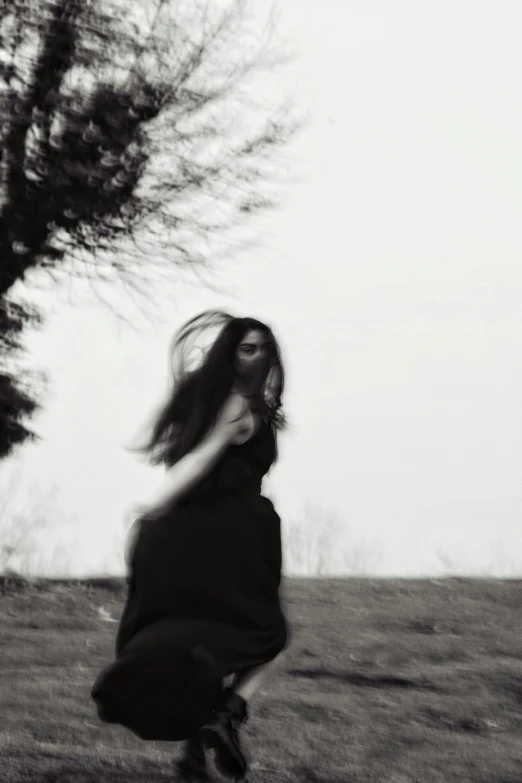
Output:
200,653,286,779
222,673,236,689
232,653,285,702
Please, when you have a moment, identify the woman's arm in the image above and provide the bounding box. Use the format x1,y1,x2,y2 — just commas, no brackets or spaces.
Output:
136,393,250,518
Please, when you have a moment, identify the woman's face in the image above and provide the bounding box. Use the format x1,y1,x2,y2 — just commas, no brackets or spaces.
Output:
234,329,273,386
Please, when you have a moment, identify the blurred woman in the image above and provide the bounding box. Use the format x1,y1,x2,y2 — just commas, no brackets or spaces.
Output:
91,310,291,781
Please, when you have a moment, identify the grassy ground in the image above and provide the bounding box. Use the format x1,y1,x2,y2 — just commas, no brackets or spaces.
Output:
0,575,521,782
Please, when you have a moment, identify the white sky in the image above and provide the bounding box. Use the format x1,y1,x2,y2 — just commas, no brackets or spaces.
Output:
2,0,522,577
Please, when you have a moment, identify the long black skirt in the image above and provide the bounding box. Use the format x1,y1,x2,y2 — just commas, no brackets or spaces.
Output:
91,491,290,741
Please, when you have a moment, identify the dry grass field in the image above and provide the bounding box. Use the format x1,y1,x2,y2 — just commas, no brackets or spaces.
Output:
1,576,521,782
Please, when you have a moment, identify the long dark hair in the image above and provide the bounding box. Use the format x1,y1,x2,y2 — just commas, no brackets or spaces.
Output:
135,310,287,467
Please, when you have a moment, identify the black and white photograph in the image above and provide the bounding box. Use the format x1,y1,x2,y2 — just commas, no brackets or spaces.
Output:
1,1,521,782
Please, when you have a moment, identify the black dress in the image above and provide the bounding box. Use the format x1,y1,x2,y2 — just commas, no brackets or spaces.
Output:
91,418,290,742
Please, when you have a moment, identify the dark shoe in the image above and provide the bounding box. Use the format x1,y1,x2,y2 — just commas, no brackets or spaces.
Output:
174,735,209,781
199,690,249,781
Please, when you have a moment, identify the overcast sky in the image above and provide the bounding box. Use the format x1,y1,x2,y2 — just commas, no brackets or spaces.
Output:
2,0,522,577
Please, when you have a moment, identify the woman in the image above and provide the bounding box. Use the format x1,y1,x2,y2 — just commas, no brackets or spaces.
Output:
91,310,291,782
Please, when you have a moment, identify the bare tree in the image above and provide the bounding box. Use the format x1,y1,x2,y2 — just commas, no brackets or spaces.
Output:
0,0,298,458
341,531,382,576
485,538,521,577
433,539,522,578
432,546,463,577
0,473,95,577
0,478,58,576
283,500,382,577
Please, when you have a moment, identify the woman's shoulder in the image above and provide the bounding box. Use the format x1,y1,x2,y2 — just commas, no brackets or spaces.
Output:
217,391,251,425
